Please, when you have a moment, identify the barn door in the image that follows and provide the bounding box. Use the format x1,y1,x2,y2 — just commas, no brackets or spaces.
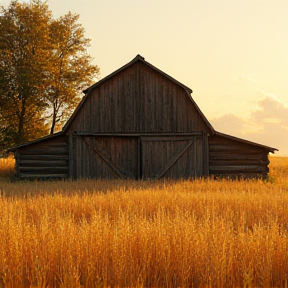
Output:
71,136,138,179
141,136,203,180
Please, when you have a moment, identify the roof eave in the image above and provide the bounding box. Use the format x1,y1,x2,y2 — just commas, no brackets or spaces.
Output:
83,54,144,94
7,131,64,153
184,90,215,134
214,131,278,153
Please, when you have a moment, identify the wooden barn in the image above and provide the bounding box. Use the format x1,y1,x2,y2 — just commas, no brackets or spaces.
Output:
9,55,278,180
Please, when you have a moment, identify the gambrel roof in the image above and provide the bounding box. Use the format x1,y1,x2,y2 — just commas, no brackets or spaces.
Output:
8,55,278,154
62,54,214,133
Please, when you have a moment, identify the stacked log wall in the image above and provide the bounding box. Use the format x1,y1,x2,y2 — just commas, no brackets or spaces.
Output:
209,135,270,179
17,135,69,179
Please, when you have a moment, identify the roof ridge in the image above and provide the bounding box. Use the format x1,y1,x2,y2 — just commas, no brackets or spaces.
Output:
134,54,145,61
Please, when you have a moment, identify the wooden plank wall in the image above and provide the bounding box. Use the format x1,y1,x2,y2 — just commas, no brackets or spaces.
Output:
17,135,69,179
71,135,206,180
73,136,138,180
67,62,211,134
141,137,197,179
209,135,270,179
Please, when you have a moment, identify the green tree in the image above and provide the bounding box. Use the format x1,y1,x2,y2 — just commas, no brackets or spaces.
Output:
0,0,99,153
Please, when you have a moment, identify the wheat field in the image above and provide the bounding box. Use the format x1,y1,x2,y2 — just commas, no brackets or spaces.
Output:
0,156,287,288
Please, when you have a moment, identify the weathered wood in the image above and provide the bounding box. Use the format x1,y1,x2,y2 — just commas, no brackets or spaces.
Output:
209,153,268,160
19,160,67,166
137,137,141,180
19,166,68,172
18,144,67,151
68,134,74,179
20,155,69,160
20,173,68,178
11,56,275,180
141,137,199,180
209,144,262,151
208,134,271,178
20,148,68,155
210,165,267,172
67,61,211,134
154,139,194,179
74,132,203,137
141,136,197,142
209,159,270,166
211,172,267,179
72,136,138,179
202,133,209,177
83,137,126,179
14,134,69,179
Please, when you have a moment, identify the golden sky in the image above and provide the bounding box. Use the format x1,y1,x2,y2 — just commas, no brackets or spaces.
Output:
1,0,288,155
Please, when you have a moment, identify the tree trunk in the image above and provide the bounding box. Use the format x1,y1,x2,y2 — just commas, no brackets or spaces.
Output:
17,97,26,144
50,113,56,134
50,101,58,134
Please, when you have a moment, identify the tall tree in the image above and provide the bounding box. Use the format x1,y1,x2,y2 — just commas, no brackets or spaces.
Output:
0,0,52,151
47,12,99,134
0,0,99,154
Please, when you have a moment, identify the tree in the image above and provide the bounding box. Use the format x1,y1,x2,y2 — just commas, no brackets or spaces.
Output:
47,12,99,134
0,0,52,152
0,0,99,154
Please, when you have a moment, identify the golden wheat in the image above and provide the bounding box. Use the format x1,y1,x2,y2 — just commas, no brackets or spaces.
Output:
0,155,15,181
0,156,287,287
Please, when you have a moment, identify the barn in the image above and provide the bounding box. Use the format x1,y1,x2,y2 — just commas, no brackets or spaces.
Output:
9,55,278,180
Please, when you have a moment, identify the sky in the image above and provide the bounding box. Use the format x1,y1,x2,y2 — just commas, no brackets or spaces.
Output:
1,0,288,156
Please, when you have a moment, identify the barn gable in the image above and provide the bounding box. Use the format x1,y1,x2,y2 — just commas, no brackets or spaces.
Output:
64,55,213,134
8,55,278,180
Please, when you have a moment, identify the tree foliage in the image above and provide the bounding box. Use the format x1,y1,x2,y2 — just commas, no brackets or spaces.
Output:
0,0,99,154
46,12,99,134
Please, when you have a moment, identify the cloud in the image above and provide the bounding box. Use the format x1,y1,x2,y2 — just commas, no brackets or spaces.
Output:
210,95,288,156
230,74,259,85
252,94,288,124
210,113,247,135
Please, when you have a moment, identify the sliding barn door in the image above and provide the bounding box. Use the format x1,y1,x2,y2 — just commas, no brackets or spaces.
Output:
69,135,208,180
71,136,138,179
141,136,204,180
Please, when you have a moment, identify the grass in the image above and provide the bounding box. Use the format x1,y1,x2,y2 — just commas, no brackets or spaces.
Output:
0,155,16,182
0,155,287,287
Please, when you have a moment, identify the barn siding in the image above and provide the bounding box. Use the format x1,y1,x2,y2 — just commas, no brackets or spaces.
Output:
138,63,209,133
209,135,270,178
10,55,276,180
70,136,139,179
17,135,69,178
141,135,207,179
68,134,207,180
67,61,211,134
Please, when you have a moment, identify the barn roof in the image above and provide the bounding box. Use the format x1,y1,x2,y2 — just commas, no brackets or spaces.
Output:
62,54,197,131
8,128,278,154
83,54,193,94
8,55,278,154
7,131,64,152
214,131,278,153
